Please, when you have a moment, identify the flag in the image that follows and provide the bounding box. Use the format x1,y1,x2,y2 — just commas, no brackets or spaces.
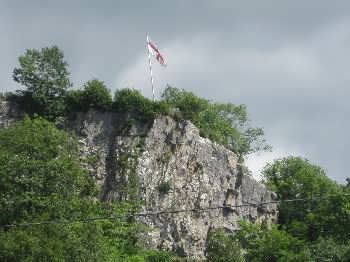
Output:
147,36,167,67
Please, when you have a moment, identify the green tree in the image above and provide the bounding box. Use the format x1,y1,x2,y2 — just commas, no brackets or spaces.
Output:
308,238,350,262
235,222,311,262
0,117,175,261
66,79,112,112
205,228,244,262
262,156,349,242
13,46,72,119
161,86,270,157
113,88,170,122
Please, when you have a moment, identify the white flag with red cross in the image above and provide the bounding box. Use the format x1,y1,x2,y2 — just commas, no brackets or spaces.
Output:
147,35,167,67
146,34,167,101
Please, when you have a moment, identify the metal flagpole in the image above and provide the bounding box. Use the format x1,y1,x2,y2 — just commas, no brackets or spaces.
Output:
146,34,155,101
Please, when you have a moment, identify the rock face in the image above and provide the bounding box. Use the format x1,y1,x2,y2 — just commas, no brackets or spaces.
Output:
68,111,278,259
0,102,278,259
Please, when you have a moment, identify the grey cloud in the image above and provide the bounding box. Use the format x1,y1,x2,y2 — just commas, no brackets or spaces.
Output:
1,0,349,182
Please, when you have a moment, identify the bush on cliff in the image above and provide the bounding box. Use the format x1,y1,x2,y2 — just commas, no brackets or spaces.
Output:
206,228,244,262
161,86,270,156
112,88,170,122
10,45,269,157
66,79,113,112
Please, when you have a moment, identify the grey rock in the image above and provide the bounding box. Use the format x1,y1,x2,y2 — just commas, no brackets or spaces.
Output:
0,103,278,259
69,112,278,259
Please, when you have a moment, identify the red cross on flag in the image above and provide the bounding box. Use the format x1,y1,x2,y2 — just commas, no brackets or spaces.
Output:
147,35,167,67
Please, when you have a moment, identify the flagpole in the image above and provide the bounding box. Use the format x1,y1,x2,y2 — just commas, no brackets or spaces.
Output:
146,34,155,102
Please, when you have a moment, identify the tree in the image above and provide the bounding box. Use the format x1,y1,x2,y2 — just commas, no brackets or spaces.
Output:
205,228,244,262
309,238,350,262
262,156,349,241
0,117,176,261
161,86,270,157
235,222,311,262
81,79,112,111
13,46,72,119
66,79,112,112
113,88,170,122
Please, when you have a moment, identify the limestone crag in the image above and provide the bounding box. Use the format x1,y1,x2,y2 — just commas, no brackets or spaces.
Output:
69,110,278,259
0,101,278,259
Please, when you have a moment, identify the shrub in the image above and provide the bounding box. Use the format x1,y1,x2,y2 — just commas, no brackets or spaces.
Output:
81,79,112,111
66,79,112,113
235,222,309,262
161,86,270,157
113,88,170,122
161,85,209,120
66,89,85,112
157,181,171,194
205,228,244,262
309,238,350,262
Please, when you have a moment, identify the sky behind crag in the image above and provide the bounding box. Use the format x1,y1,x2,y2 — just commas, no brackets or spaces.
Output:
1,1,349,183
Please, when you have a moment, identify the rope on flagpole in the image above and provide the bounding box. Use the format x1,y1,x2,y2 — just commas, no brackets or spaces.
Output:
146,34,155,102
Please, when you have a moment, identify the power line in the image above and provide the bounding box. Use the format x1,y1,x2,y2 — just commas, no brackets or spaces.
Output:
0,197,317,229
3,194,350,228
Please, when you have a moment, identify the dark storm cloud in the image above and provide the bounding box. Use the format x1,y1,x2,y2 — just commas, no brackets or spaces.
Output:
1,1,349,182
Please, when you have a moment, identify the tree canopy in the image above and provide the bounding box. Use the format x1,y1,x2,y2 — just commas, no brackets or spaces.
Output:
7,46,270,157
66,79,113,112
262,156,350,242
12,46,72,119
162,86,270,156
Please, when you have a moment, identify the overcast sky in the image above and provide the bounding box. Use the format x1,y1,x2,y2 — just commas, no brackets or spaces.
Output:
1,1,349,183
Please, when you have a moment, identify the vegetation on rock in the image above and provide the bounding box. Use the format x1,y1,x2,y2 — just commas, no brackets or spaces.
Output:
3,45,350,261
161,86,270,157
66,79,113,112
6,46,269,157
206,228,244,262
0,117,176,261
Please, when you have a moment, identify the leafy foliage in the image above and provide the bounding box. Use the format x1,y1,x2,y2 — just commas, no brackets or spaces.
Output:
205,228,244,262
162,86,270,157
262,156,349,241
6,45,350,261
206,157,350,261
113,88,170,122
308,238,350,262
12,46,72,120
235,222,310,262
10,45,269,156
0,117,176,261
66,79,112,112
